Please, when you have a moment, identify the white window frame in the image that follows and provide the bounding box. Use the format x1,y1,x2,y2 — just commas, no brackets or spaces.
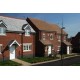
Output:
25,29,31,36
43,33,45,35
57,46,61,51
50,34,53,40
42,33,46,40
23,43,32,52
0,44,2,54
0,27,6,36
58,35,61,42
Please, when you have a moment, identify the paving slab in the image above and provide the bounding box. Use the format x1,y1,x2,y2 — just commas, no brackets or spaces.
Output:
11,59,31,66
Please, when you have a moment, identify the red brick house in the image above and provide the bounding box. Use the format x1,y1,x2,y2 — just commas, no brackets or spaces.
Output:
71,32,80,53
0,16,35,60
27,18,72,57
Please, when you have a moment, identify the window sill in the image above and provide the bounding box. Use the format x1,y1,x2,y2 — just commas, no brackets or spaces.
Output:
0,34,6,36
58,40,61,42
25,35,31,37
57,50,60,51
23,50,31,52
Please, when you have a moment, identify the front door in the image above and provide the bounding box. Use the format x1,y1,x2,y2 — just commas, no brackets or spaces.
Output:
67,46,70,54
10,45,15,60
48,46,51,56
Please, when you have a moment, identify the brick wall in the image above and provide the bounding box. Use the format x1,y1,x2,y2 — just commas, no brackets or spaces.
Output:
0,32,35,60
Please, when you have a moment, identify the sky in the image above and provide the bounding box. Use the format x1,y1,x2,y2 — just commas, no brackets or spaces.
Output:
0,13,80,37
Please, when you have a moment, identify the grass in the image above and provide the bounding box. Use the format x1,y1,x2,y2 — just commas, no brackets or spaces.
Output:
19,54,77,63
0,60,22,66
71,62,80,66
19,57,59,63
61,54,77,58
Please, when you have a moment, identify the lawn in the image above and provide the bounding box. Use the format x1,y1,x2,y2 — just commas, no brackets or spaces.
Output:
60,54,77,58
71,62,80,66
0,60,22,66
19,57,59,63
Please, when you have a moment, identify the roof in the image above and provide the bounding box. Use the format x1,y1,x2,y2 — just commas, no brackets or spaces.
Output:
40,40,52,45
27,18,67,34
63,41,72,45
2,40,20,53
75,32,80,37
8,40,20,47
0,16,35,33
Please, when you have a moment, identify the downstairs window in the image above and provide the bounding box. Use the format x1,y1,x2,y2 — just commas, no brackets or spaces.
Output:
23,43,32,52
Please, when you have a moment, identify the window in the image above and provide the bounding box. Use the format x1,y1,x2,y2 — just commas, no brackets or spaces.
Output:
25,29,31,36
23,43,32,52
58,35,61,42
42,33,46,40
50,34,53,40
57,46,61,51
0,27,6,35
0,44,2,54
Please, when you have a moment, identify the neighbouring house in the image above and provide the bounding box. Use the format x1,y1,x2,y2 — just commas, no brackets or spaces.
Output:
71,32,80,53
0,16,35,61
27,18,72,57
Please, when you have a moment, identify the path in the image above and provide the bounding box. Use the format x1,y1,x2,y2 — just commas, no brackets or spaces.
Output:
11,58,31,66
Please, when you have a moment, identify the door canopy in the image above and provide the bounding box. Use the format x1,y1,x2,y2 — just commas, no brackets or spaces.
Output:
8,40,20,47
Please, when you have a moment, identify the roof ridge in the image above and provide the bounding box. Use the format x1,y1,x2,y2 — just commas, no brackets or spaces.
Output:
0,15,26,20
28,17,67,34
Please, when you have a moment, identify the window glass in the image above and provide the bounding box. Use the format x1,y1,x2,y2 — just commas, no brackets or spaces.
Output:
50,34,53,40
42,33,46,40
0,28,2,33
23,44,32,52
58,35,61,42
0,27,6,35
25,29,31,36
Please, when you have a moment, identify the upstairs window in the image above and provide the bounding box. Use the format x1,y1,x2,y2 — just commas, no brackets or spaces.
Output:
58,35,61,42
0,27,6,35
42,33,46,40
50,34,53,40
25,28,31,36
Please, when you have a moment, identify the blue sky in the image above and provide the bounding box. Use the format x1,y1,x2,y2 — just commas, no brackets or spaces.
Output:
0,13,80,37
